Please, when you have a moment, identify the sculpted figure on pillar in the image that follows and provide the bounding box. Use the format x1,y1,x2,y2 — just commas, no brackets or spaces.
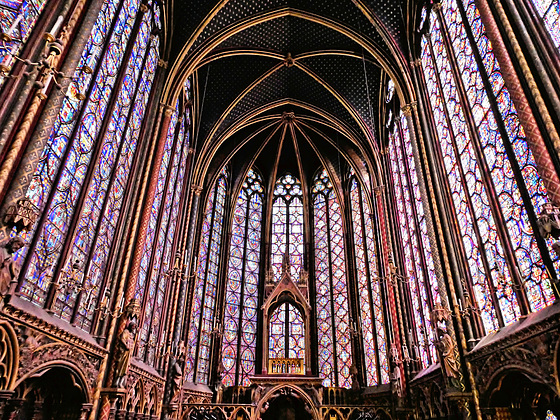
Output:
0,237,24,298
112,319,136,388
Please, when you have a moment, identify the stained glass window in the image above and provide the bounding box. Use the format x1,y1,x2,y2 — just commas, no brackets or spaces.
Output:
0,0,47,86
388,113,440,367
186,167,228,385
350,177,389,385
268,302,305,363
530,0,560,49
13,0,161,331
312,169,352,388
421,0,555,334
221,169,263,387
134,81,192,366
271,174,303,282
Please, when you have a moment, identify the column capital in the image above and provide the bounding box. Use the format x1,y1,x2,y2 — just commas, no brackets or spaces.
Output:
159,103,174,116
191,184,203,195
401,102,417,117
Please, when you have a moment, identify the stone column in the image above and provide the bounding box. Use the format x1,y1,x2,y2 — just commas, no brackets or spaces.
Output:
475,0,560,205
0,0,106,241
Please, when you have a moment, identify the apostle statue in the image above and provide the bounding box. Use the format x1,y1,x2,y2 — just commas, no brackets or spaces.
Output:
113,320,136,388
0,237,25,297
435,326,461,388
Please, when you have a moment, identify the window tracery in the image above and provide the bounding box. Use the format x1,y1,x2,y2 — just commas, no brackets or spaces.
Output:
271,174,303,282
350,176,389,385
186,167,228,385
388,112,440,367
135,80,192,365
421,0,555,334
14,0,161,334
221,169,263,387
313,169,352,388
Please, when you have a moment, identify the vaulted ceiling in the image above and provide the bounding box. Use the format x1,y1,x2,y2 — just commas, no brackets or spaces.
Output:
160,0,424,194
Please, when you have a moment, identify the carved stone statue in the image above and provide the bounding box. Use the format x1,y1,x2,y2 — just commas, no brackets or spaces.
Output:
350,364,360,391
391,366,403,399
436,327,461,386
112,320,136,388
214,358,225,403
0,237,25,297
170,341,185,402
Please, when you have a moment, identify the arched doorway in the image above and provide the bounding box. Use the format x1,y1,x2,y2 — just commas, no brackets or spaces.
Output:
486,370,560,419
261,394,312,420
11,366,87,419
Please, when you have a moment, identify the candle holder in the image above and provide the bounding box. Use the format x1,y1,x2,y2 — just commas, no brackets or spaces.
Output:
0,13,91,100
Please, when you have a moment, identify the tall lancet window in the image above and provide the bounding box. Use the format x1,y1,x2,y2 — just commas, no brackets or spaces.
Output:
312,169,353,388
269,302,305,362
388,112,440,367
134,80,192,366
421,0,555,334
0,0,47,86
350,177,390,385
271,174,304,281
186,167,228,385
221,169,263,387
14,0,160,332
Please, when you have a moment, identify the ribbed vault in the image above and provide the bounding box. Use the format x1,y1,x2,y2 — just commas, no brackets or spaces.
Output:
161,0,423,189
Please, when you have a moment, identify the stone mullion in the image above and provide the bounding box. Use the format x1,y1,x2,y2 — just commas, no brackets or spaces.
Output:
410,62,483,417
179,185,203,346
95,95,170,420
386,138,431,366
166,146,194,351
412,55,485,339
89,63,167,343
401,104,458,332
427,32,506,327
307,189,318,377
323,191,339,387
192,182,219,384
383,146,417,370
434,3,530,315
208,177,233,387
457,0,559,292
44,4,149,315
341,182,366,386
283,201,291,360
142,116,187,366
15,0,130,295
167,101,196,351
70,32,157,325
231,195,250,385
509,0,560,125
135,112,181,358
481,0,560,198
255,180,272,376
160,138,193,363
104,102,174,384
395,116,437,312
357,182,382,385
